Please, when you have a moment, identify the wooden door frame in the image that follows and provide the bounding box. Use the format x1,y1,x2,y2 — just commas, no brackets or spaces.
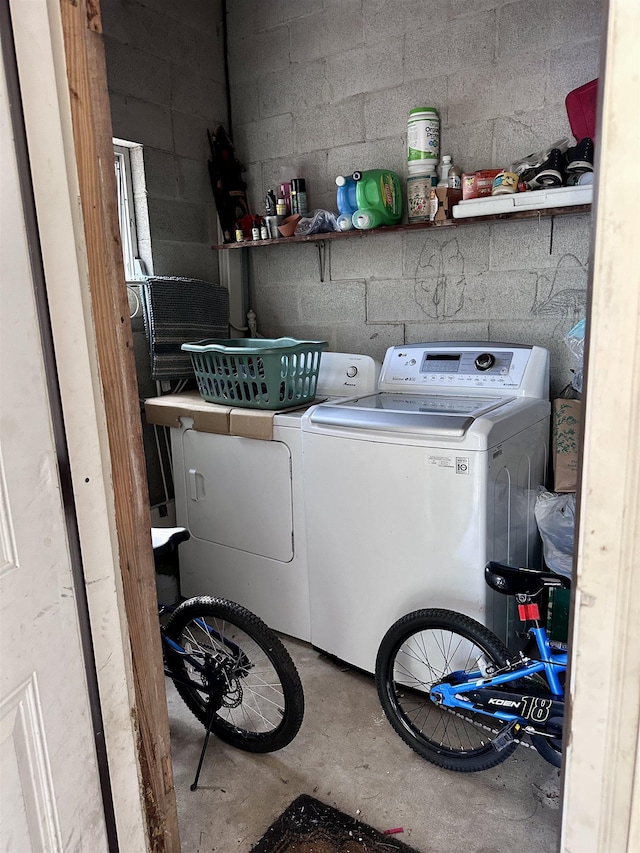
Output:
9,0,180,848
560,0,640,849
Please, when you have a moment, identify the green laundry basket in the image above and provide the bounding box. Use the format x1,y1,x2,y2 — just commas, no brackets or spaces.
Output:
182,337,328,410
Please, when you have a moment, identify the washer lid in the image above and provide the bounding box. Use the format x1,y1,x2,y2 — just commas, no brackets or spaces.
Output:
307,392,512,436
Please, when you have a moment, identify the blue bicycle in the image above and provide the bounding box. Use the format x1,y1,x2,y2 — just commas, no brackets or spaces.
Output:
375,562,569,772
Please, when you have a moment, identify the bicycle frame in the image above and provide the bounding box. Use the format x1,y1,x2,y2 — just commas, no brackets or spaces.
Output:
430,623,567,725
159,604,251,691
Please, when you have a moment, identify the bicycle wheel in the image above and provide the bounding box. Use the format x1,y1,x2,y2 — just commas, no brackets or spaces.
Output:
164,596,304,753
375,608,519,772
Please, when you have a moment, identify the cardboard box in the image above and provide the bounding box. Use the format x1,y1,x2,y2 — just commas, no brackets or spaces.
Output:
552,399,582,492
462,169,502,200
145,391,319,441
433,187,462,222
145,391,230,435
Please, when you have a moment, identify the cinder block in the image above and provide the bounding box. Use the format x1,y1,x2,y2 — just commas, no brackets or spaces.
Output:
143,148,178,198
289,2,363,65
294,96,365,154
550,215,592,267
493,109,573,171
334,324,404,364
171,67,227,122
448,57,546,126
497,0,562,59
548,41,601,109
259,60,330,120
152,241,219,281
109,92,173,152
367,278,435,323
489,220,553,271
497,0,601,60
103,38,171,106
252,282,303,325
464,270,542,320
403,227,491,279
364,0,445,44
177,157,214,204
134,0,221,36
440,120,494,173
249,244,321,289
228,28,291,84
405,321,490,344
147,197,209,243
525,264,589,319
331,233,403,281
404,11,495,82
231,81,261,127
300,280,366,324
365,78,448,142
325,40,403,102
235,114,294,164
447,1,501,20
172,111,212,160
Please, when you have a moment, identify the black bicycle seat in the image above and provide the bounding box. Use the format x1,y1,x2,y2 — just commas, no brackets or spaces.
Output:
485,561,571,597
151,526,190,559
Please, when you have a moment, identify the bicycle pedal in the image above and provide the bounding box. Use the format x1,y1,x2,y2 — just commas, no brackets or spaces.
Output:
492,721,522,752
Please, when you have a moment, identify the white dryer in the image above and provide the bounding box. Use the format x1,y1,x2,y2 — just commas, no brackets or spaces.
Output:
300,342,550,673
169,352,380,641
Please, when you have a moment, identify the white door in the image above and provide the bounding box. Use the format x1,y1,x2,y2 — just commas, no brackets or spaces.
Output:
0,49,109,852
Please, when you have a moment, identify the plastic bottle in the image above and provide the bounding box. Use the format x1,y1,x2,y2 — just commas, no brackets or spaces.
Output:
407,166,437,223
335,175,358,217
351,169,403,229
448,163,462,190
337,213,354,231
407,108,440,171
437,155,453,187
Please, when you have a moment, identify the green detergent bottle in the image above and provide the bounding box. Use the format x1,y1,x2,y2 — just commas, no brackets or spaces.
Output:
352,169,403,229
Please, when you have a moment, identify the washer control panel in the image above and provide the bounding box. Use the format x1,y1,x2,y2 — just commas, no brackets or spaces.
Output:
379,342,549,398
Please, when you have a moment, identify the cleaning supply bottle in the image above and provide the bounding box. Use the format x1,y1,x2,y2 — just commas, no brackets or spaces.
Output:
351,169,403,230
335,175,358,217
437,155,453,187
448,163,462,189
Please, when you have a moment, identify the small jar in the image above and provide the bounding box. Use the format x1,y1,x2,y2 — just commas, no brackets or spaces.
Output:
276,198,287,216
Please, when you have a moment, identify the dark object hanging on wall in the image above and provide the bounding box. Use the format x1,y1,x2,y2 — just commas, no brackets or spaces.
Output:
207,125,250,243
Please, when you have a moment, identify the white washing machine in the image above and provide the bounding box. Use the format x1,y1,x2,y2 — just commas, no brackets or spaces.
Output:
169,352,380,641
301,342,550,673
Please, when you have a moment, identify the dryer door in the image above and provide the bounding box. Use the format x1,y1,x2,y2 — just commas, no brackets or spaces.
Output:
182,430,294,562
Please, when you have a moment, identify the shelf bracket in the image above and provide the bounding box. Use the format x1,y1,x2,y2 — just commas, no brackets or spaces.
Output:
316,240,327,282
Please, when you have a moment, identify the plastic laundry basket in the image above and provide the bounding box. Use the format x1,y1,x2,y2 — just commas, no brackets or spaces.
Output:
182,337,328,410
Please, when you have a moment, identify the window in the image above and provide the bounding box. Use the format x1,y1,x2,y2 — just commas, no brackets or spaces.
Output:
113,139,151,282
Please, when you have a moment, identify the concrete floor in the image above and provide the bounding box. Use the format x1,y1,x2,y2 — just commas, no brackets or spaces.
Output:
167,635,562,853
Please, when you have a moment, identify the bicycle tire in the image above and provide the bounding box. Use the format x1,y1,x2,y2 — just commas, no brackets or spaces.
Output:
165,596,304,753
375,608,519,772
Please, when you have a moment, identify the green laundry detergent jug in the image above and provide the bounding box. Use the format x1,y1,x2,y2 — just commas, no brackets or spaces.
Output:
352,169,403,229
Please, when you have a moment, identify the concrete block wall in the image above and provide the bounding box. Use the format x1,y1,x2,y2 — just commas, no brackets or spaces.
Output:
100,0,228,506
227,0,601,395
101,0,227,283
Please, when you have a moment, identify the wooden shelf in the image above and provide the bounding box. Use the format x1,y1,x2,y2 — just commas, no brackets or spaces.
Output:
212,204,591,250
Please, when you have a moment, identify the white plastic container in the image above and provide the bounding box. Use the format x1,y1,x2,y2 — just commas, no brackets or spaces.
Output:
407,167,437,223
437,155,453,187
407,108,440,169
